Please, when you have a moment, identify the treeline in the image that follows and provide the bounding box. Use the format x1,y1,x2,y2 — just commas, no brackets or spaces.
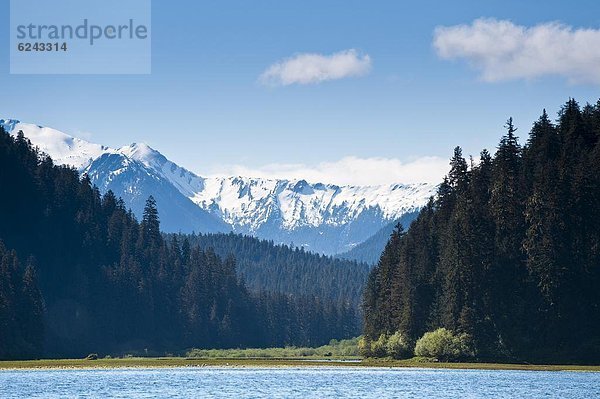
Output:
168,232,370,306
0,128,358,359
364,99,600,363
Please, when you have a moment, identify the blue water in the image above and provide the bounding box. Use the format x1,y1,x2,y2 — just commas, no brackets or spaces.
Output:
1,366,599,398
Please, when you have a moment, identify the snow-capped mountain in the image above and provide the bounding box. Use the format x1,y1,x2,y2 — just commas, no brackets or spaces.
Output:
1,120,112,169
1,119,437,254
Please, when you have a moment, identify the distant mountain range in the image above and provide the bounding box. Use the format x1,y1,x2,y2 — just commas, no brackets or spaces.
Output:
1,119,436,255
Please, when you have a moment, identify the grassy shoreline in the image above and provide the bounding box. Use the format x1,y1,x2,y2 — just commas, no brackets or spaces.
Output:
1,357,599,372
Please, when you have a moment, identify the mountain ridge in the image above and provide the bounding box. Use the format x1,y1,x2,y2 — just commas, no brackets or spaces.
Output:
1,118,436,254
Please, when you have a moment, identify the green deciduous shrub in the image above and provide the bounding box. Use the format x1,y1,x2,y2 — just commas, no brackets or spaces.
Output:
386,331,412,359
359,331,413,359
358,336,372,357
371,334,389,358
414,328,474,361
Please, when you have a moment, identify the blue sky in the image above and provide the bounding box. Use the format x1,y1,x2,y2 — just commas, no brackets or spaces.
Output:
1,0,600,184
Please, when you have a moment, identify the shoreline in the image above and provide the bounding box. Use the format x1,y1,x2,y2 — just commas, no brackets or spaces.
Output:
1,357,599,372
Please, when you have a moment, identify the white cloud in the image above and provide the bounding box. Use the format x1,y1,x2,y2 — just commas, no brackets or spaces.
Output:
208,156,449,186
433,18,600,84
259,49,372,86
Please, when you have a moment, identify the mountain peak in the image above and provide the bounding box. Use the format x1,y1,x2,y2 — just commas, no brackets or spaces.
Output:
119,142,162,162
291,179,314,195
2,120,111,169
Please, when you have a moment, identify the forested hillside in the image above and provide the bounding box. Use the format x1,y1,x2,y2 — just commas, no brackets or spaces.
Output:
364,99,600,363
169,232,370,306
0,128,358,359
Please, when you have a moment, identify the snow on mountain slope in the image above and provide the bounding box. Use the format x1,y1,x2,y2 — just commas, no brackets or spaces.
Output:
118,142,206,197
0,119,112,169
190,176,435,253
2,119,437,254
191,177,432,232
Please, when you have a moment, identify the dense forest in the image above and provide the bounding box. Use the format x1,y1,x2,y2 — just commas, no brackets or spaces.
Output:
169,232,369,306
364,99,600,363
0,128,359,359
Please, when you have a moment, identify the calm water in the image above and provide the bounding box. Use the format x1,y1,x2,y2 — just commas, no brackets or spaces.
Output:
1,366,599,398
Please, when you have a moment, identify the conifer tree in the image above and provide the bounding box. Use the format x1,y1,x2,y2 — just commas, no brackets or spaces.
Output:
141,195,161,248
